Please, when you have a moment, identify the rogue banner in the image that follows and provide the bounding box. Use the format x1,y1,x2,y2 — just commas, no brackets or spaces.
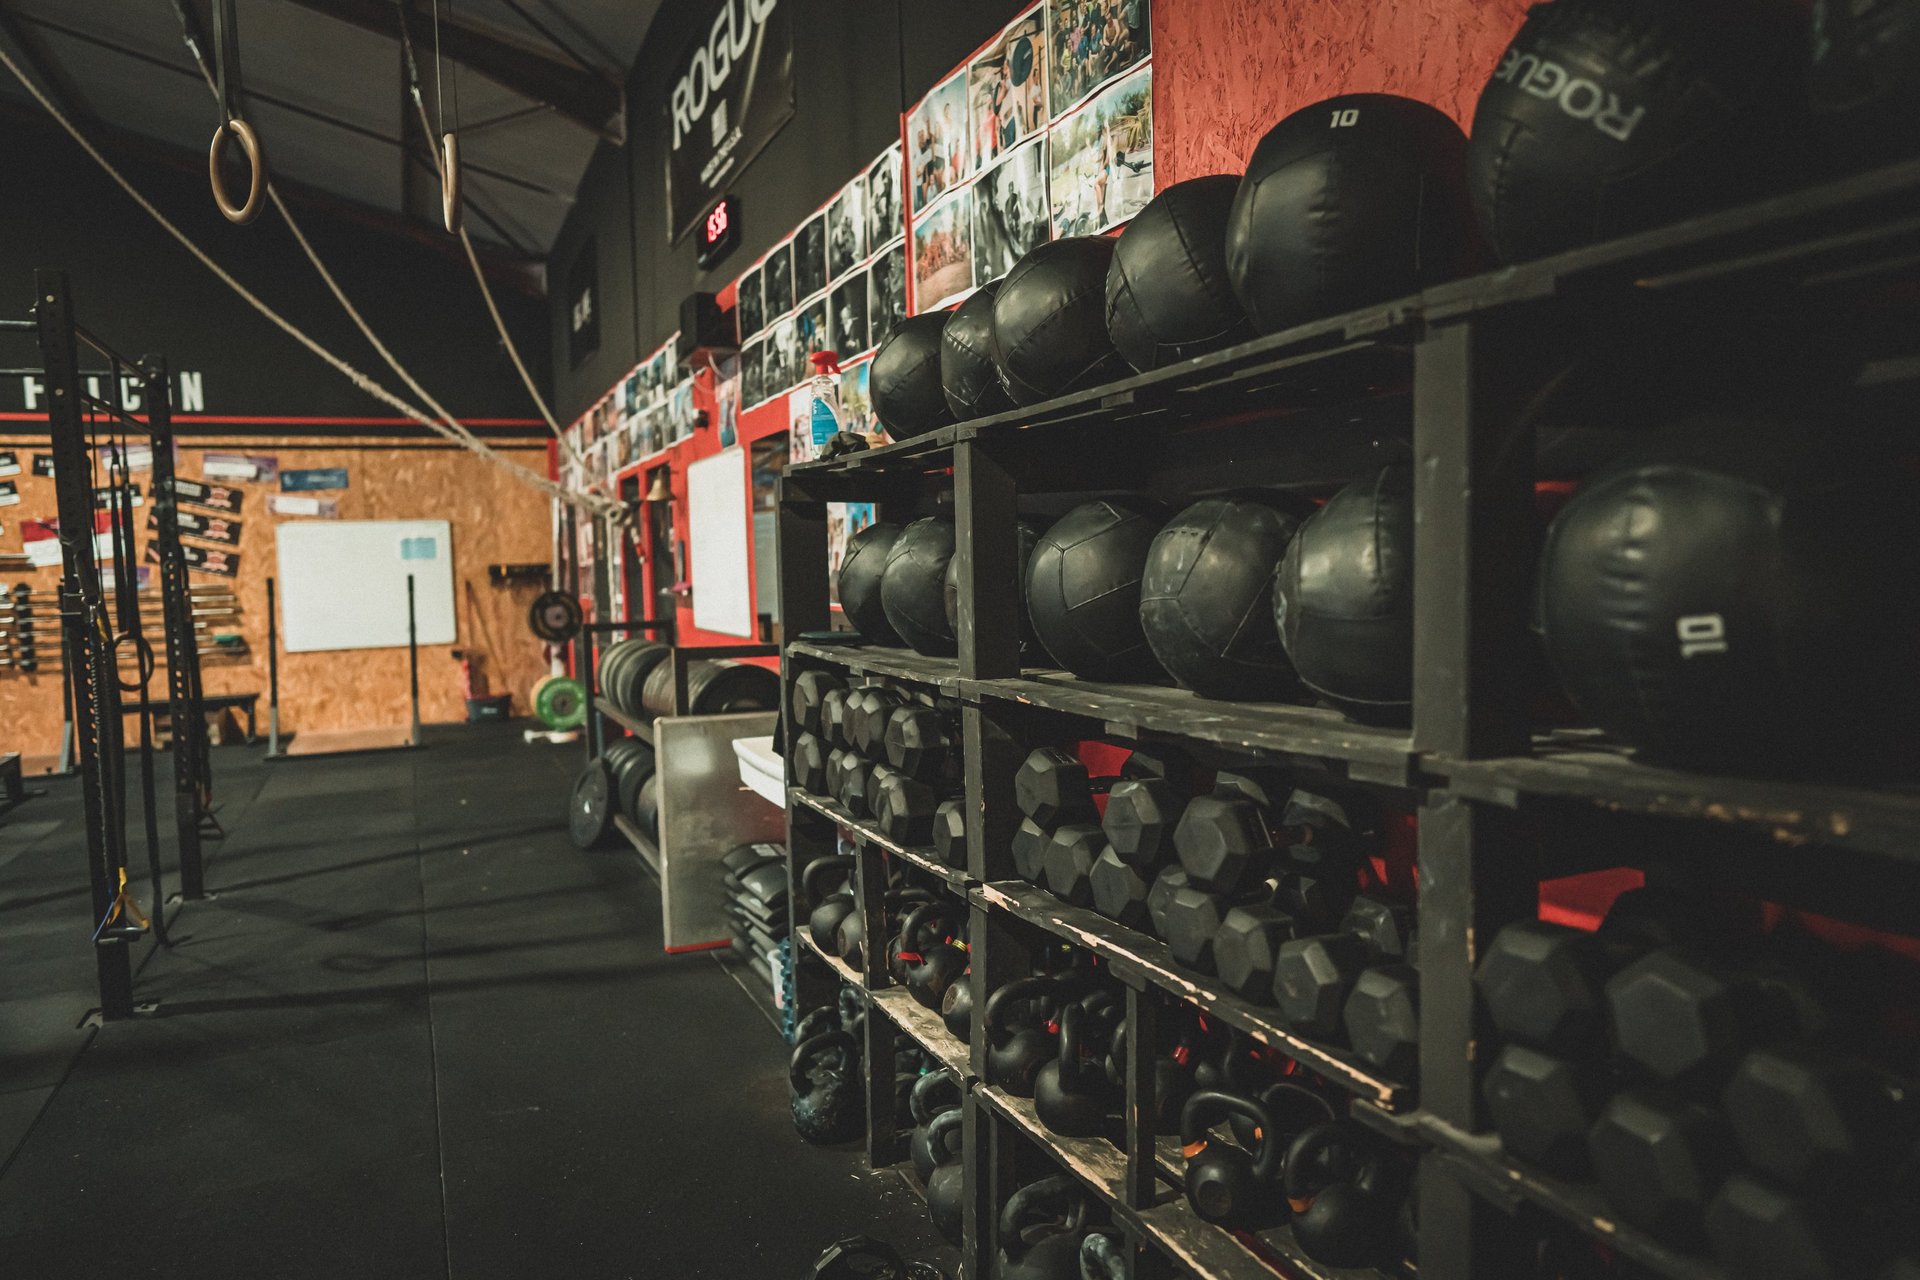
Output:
665,0,795,244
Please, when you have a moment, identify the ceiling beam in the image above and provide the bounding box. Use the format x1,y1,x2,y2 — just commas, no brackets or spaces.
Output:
274,0,623,139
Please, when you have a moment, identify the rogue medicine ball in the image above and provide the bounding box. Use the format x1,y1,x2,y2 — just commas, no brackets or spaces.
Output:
944,518,1049,663
1106,175,1251,371
881,516,959,657
941,280,1014,420
838,521,905,645
872,312,956,439
1536,419,1920,771
1025,497,1167,682
1274,466,1415,724
1227,94,1481,334
992,237,1133,405
1140,494,1308,701
1466,0,1807,264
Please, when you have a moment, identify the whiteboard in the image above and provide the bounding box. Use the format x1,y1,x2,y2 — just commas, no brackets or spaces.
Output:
687,450,753,638
277,520,457,653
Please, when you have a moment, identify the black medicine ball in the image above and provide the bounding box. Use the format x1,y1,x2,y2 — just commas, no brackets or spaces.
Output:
1107,176,1251,371
1536,419,1920,772
944,519,1049,663
941,280,1014,420
872,313,956,439
1810,0,1920,168
992,237,1132,405
1466,0,1807,264
1140,494,1308,700
1025,497,1167,682
837,521,904,645
881,517,959,656
1274,467,1414,724
1227,94,1480,334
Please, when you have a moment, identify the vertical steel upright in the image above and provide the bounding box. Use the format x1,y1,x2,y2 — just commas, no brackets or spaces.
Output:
148,358,208,899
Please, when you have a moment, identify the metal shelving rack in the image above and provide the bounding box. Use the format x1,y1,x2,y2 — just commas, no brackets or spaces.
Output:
775,158,1920,1280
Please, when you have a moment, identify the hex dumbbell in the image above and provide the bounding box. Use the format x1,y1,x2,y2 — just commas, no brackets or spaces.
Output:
883,705,955,782
1174,782,1359,898
1090,849,1153,929
1588,1087,1737,1248
1343,963,1419,1080
1042,825,1104,906
791,731,829,794
790,669,847,736
848,686,909,759
1271,896,1414,1038
1014,746,1191,828
931,798,967,870
872,767,940,846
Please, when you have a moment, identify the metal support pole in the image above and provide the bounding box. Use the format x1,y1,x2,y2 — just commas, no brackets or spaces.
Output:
406,574,421,745
265,576,280,755
149,358,204,899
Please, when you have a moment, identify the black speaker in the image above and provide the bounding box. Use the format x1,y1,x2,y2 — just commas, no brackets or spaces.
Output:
677,291,736,366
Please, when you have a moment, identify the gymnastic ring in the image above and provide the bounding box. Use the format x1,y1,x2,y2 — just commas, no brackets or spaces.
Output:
208,117,266,225
110,631,155,693
441,131,462,234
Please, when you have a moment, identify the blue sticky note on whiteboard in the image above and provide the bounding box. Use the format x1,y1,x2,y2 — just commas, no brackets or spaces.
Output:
400,536,437,561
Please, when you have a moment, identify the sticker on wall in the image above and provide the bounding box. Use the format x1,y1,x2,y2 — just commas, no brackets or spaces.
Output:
97,441,154,472
92,483,143,509
913,185,977,312
268,494,339,518
161,476,244,514
281,467,348,492
152,508,242,546
0,451,18,478
399,535,438,561
0,481,18,507
202,452,279,483
32,453,55,477
172,542,239,576
1048,62,1153,237
974,135,1051,284
1046,0,1150,121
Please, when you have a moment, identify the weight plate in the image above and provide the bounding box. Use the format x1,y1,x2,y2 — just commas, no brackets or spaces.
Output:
567,759,616,850
635,772,661,843
528,590,583,643
606,738,657,821
534,675,587,730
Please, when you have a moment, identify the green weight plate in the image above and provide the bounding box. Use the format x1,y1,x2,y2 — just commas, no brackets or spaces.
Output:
567,759,615,850
534,676,587,730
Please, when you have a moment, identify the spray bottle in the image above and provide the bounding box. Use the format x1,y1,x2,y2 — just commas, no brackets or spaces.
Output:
807,351,846,454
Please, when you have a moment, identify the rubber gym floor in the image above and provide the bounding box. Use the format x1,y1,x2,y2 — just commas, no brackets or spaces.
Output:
0,722,943,1279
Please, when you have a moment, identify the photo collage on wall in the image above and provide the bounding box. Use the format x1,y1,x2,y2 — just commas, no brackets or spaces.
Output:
735,141,907,422
560,333,694,491
906,0,1152,316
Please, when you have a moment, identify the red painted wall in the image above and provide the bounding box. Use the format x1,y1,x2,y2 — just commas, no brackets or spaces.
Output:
1151,0,1532,182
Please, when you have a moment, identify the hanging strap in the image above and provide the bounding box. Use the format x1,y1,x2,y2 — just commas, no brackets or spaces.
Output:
207,0,265,224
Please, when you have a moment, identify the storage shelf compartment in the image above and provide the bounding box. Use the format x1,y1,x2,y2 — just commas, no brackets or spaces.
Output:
868,984,969,1078
1413,1114,1727,1280
962,673,1419,787
974,881,1412,1113
978,1085,1388,1280
1431,731,1920,863
786,640,962,692
789,787,969,890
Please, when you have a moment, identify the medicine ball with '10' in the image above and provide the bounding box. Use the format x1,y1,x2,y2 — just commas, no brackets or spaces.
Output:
882,516,959,656
1226,94,1480,335
1026,497,1167,682
1466,0,1808,264
993,237,1133,405
838,521,905,645
1536,417,1920,772
1273,467,1415,725
1106,176,1250,372
1140,494,1308,700
872,313,956,439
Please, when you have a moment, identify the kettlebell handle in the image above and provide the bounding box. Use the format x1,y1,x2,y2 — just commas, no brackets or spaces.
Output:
801,854,856,898
1181,1088,1281,1183
925,1104,964,1165
1284,1118,1374,1202
998,1172,1088,1249
788,1028,857,1093
910,1067,962,1126
984,975,1061,1046
898,899,958,953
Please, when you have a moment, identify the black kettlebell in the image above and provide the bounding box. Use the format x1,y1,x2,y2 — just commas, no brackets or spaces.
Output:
1230,1079,1337,1154
808,1234,905,1280
1103,1023,1197,1136
838,887,934,969
925,1108,966,1244
941,974,974,1042
910,1068,963,1183
1078,1232,1130,1280
1181,1089,1284,1228
896,901,968,1010
998,1173,1092,1280
1035,1002,1123,1140
794,1005,840,1046
805,855,857,953
985,975,1066,1097
1284,1119,1400,1269
790,1029,864,1145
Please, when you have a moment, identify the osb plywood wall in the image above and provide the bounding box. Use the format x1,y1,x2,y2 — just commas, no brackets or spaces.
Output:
1153,0,1533,182
0,435,554,759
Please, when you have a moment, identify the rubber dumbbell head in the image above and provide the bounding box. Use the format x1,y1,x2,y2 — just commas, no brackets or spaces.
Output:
873,769,939,846
1270,896,1411,1038
1588,1088,1737,1248
1011,818,1051,883
1211,904,1299,1002
1342,963,1419,1081
791,732,829,794
1173,793,1281,894
1042,825,1103,906
849,687,908,759
790,669,846,736
1705,1172,1883,1280
931,798,967,870
884,705,954,781
1482,1044,1608,1177
1102,776,1185,866
1722,1045,1913,1193
1475,920,1614,1056
1164,885,1239,973
1607,947,1780,1089
1146,866,1189,939
820,687,855,749
1090,849,1152,929
833,752,874,817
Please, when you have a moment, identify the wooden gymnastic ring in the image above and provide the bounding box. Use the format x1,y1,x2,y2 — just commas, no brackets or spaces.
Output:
208,117,265,225
441,132,462,234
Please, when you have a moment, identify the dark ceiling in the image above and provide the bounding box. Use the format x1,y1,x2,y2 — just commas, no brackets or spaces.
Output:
0,0,660,271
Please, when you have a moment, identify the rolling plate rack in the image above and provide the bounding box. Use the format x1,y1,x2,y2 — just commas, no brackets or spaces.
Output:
777,156,1920,1280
